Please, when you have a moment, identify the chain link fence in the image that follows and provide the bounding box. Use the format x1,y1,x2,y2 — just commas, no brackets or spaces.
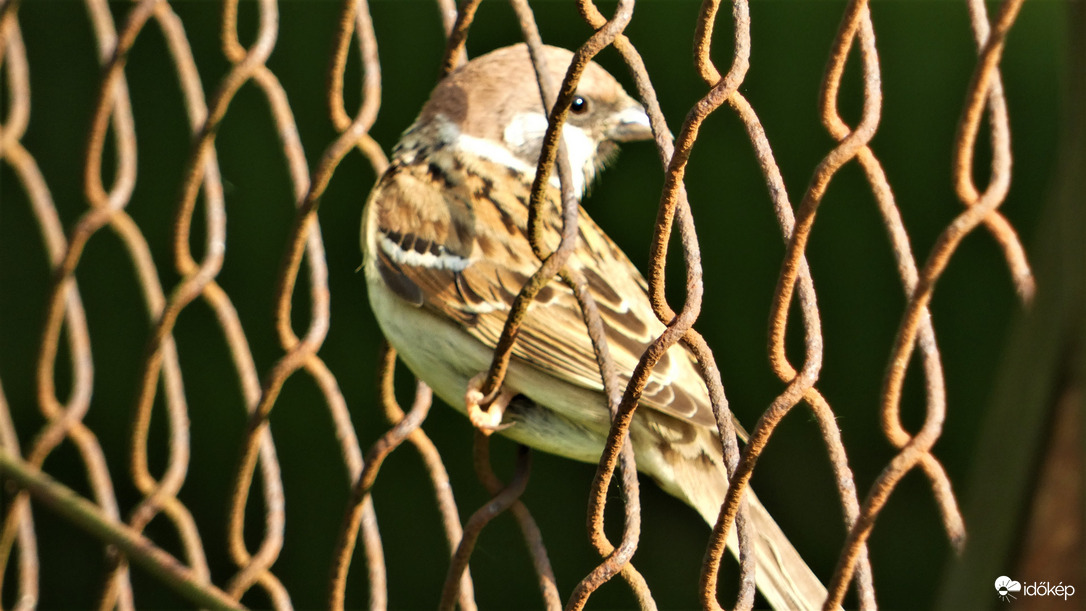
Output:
0,0,1070,608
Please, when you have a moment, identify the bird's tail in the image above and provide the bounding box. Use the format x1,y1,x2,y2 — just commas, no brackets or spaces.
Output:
724,489,830,610
663,432,831,610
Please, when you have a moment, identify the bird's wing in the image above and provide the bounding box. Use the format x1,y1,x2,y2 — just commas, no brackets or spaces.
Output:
368,152,715,428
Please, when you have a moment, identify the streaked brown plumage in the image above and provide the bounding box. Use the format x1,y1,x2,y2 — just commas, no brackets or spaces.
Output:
361,44,828,609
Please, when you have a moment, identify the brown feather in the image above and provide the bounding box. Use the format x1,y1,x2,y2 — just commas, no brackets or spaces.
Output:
369,145,715,428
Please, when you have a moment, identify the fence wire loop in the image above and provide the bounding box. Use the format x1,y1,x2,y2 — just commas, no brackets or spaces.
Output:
0,0,1035,608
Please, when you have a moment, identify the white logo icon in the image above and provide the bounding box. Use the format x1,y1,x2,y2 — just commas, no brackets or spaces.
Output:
995,576,1022,602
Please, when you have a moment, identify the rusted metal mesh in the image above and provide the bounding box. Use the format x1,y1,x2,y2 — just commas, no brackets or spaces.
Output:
0,0,1034,608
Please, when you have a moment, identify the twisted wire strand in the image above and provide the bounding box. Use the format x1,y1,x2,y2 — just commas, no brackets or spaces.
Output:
0,0,1037,607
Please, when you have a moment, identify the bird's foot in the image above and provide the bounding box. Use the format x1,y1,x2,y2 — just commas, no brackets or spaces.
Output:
465,373,515,435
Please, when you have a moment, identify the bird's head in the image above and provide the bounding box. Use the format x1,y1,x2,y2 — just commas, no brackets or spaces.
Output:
411,44,653,195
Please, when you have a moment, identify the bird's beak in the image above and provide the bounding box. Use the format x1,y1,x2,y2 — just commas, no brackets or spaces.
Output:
606,99,653,143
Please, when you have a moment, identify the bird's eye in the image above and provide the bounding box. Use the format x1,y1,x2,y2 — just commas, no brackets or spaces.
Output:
570,95,589,114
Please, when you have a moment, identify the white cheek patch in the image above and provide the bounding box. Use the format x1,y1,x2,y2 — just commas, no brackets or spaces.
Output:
453,111,596,196
559,124,594,195
503,112,549,149
455,132,541,179
501,112,596,196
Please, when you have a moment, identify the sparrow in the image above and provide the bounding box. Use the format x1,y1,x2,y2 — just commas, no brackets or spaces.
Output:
361,44,827,610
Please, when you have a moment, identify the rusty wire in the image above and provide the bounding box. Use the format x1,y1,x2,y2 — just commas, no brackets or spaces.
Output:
329,345,431,611
822,1,1028,606
221,0,381,603
0,0,1036,608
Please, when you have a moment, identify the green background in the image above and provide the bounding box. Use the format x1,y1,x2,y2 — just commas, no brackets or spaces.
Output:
0,0,1071,608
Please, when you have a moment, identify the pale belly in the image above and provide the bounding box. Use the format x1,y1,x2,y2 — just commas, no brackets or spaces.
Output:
364,265,612,465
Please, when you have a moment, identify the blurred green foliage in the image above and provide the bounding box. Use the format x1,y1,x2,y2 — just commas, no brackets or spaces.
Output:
0,0,1067,608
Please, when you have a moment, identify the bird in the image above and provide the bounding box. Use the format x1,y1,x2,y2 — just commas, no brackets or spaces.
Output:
361,43,828,610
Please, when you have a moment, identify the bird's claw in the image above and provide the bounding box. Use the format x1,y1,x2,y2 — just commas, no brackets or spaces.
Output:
465,373,514,435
